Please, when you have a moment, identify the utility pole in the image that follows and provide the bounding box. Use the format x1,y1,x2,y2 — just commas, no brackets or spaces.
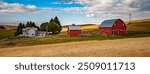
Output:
129,13,132,24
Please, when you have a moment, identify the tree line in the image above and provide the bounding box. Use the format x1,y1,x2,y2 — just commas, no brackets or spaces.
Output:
40,16,62,34
15,16,62,36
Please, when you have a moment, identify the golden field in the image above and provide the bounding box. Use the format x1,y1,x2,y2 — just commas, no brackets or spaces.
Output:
61,24,99,32
0,37,150,57
61,18,150,32
0,19,150,57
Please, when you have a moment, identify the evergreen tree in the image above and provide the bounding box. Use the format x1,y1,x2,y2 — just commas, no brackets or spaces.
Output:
40,16,62,34
54,16,62,32
46,22,51,32
26,21,30,27
26,21,36,27
14,23,24,36
50,18,54,23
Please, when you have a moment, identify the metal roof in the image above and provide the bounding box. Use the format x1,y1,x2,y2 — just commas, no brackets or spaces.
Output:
100,19,118,27
68,26,81,30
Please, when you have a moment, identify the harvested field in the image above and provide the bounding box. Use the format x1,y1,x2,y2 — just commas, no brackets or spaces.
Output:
0,37,150,57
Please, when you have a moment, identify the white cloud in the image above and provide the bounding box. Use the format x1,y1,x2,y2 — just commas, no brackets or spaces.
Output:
63,0,150,20
0,1,43,13
0,0,149,25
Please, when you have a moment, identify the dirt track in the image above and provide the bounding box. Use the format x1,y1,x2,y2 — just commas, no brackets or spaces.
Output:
0,37,150,57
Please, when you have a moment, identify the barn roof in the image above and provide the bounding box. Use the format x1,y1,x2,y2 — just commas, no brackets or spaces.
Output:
68,26,81,30
100,19,118,27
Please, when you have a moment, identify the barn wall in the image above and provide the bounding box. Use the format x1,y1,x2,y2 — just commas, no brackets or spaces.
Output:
112,19,127,35
99,28,112,35
112,19,126,30
68,30,81,36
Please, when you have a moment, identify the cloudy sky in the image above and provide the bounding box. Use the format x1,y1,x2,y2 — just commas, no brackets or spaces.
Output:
0,0,150,26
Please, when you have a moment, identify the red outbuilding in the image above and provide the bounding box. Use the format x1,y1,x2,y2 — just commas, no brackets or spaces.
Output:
68,25,81,36
99,19,127,35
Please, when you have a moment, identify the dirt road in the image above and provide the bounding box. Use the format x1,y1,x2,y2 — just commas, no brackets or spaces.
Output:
0,37,150,57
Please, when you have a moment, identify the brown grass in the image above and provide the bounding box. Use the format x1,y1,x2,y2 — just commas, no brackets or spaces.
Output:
0,37,150,57
0,25,17,30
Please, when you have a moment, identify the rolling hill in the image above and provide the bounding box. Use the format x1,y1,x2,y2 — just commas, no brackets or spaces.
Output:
126,18,150,32
61,18,150,32
0,25,17,30
0,18,150,48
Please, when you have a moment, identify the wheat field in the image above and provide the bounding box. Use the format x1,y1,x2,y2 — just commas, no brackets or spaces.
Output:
0,37,150,57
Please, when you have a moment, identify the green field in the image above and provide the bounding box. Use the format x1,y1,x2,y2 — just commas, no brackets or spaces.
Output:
0,19,150,48
0,30,15,40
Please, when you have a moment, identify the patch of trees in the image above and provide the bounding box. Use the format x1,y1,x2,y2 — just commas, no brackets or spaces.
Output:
14,16,62,36
14,21,39,36
0,25,5,30
40,16,62,34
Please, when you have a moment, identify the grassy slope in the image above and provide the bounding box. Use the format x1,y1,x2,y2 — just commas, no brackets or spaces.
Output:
0,19,150,48
0,25,16,40
0,30,15,40
127,18,150,32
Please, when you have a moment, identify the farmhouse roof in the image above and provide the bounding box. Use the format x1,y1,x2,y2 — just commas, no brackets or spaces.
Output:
68,25,81,30
23,27,37,31
100,19,119,27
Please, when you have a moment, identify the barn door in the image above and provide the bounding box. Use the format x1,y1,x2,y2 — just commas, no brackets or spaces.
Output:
117,30,120,35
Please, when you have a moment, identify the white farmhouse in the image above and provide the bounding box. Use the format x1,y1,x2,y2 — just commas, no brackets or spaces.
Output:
21,27,38,37
18,27,48,37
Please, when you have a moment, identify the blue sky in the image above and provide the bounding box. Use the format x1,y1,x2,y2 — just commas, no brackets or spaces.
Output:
3,0,84,8
0,0,150,26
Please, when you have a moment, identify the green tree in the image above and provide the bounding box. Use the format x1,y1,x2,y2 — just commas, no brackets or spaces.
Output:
14,23,24,36
54,16,62,32
26,21,36,27
45,22,51,32
26,21,30,27
40,22,48,31
50,18,54,23
40,17,62,34
49,22,60,34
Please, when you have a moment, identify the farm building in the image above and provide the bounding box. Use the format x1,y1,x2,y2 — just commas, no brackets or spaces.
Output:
99,19,127,35
37,31,47,37
18,27,48,37
68,25,82,36
21,27,38,37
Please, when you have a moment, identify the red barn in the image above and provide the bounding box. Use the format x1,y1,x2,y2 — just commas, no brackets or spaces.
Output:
99,19,127,35
68,25,81,36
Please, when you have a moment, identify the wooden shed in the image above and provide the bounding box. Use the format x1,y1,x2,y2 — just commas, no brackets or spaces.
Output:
99,19,127,35
68,25,81,36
